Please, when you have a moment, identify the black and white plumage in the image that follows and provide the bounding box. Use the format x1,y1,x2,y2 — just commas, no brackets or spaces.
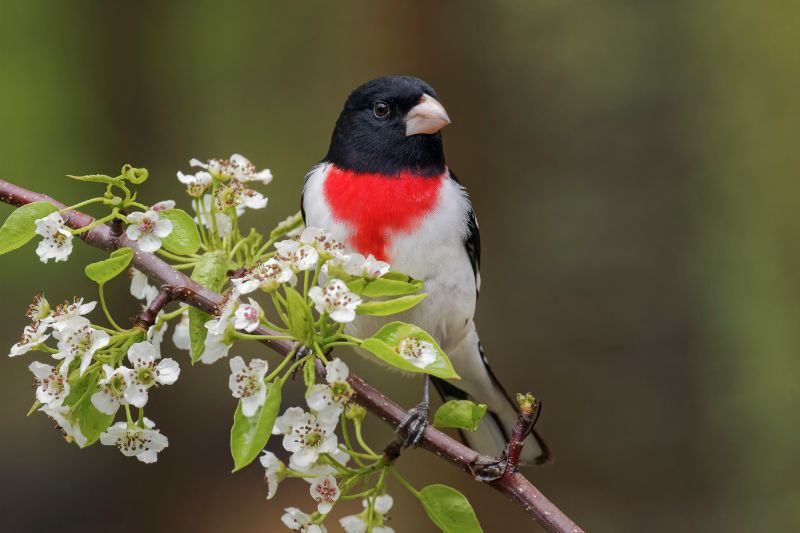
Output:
301,76,548,465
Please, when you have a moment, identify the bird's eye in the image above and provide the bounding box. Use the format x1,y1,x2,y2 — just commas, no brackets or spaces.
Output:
373,101,390,119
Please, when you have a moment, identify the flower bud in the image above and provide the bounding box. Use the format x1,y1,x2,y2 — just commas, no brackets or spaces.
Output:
345,403,366,422
515,393,537,416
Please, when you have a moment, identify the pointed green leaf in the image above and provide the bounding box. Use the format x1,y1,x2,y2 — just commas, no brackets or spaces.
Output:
84,247,134,284
0,201,59,255
361,322,459,379
284,287,310,342
63,369,114,447
433,400,487,432
345,274,424,297
67,174,119,185
159,208,201,255
419,484,483,533
230,381,282,472
356,293,426,316
188,250,230,363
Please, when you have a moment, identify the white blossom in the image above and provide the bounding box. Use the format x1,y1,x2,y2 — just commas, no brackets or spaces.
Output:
29,361,69,406
177,169,213,197
40,404,87,447
288,447,351,481
273,407,338,468
123,341,180,408
228,356,269,417
47,298,97,332
308,279,361,323
215,179,267,212
340,495,395,533
147,320,167,357
130,268,159,304
126,210,173,253
172,310,190,351
299,227,346,259
281,507,326,533
310,475,340,514
194,194,234,237
204,292,238,336
99,417,168,463
191,154,272,184
91,364,129,415
275,240,319,272
53,322,110,376
233,298,262,332
200,328,231,364
26,294,51,322
150,200,175,212
9,322,50,357
307,358,353,426
332,253,390,279
260,450,286,499
396,337,438,369
231,259,294,294
34,212,73,263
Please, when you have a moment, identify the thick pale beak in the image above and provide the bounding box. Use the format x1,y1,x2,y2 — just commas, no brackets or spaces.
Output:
405,94,451,136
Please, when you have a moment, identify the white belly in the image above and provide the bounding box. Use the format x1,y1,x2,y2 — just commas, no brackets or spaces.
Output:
302,163,477,352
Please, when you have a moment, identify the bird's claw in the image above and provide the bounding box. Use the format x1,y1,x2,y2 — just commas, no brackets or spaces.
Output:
290,344,312,380
294,343,311,362
396,401,429,448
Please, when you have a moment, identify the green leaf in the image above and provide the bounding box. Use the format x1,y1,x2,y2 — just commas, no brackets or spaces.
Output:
63,369,114,447
188,251,230,363
418,484,483,533
433,400,488,432
346,274,424,297
356,293,426,316
67,173,119,185
285,287,311,342
159,208,201,255
0,201,59,255
84,247,134,284
360,322,459,380
230,381,282,472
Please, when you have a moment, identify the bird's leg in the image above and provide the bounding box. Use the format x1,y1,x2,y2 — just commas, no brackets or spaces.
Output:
289,343,312,380
293,343,311,362
395,374,430,448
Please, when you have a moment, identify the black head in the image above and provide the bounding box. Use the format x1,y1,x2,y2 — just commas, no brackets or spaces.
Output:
325,76,450,177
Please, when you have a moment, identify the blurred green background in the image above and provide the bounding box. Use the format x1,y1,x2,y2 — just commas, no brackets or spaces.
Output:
1,1,798,532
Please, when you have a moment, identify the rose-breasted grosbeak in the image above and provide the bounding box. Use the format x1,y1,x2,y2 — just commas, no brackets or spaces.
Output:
302,76,548,464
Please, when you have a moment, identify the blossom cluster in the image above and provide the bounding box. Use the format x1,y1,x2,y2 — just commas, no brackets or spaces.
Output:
5,154,450,533
9,293,178,463
259,358,396,533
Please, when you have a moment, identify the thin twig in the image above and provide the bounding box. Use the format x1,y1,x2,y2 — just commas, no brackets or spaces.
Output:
0,178,583,533
503,396,540,480
133,285,174,329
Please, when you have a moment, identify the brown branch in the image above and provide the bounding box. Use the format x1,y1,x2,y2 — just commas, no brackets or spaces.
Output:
133,285,174,329
0,178,584,533
503,396,540,480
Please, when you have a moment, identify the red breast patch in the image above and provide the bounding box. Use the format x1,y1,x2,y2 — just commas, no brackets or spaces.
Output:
323,165,444,261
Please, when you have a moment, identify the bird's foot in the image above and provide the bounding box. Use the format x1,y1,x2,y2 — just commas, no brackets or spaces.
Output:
395,400,429,448
290,344,312,380
293,343,311,362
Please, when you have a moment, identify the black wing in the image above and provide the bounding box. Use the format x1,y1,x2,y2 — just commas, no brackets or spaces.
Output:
449,170,481,295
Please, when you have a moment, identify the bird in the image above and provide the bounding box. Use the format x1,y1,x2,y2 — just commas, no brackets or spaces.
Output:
301,75,548,465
